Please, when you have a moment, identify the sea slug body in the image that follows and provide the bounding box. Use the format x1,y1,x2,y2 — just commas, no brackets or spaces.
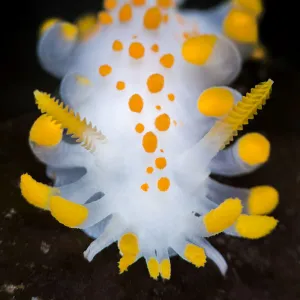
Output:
20,0,278,280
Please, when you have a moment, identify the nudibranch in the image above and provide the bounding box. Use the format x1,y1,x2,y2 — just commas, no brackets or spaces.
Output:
20,0,279,280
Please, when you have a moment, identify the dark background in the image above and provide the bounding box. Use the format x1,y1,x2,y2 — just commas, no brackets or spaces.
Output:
0,1,299,299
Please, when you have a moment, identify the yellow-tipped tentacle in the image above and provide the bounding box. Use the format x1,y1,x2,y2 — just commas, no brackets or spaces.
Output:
33,90,107,152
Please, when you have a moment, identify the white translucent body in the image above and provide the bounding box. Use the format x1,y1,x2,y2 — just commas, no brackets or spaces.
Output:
32,0,267,275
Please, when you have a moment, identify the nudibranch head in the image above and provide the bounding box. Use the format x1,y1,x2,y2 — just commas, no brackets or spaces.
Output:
21,0,278,280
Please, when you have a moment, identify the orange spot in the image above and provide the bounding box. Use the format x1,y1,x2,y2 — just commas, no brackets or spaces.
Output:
104,0,117,10
132,0,146,5
144,7,162,30
98,11,113,25
135,123,145,133
147,74,164,93
157,0,174,9
116,81,126,90
162,14,169,23
183,32,191,40
168,93,175,101
119,4,132,23
151,44,160,52
129,42,145,59
156,105,161,110
128,94,144,113
160,53,174,68
157,177,170,192
155,157,167,169
142,131,158,153
132,34,138,39
146,167,154,174
112,40,123,51
160,149,164,153
141,183,149,192
173,120,177,126
155,113,170,131
99,64,112,76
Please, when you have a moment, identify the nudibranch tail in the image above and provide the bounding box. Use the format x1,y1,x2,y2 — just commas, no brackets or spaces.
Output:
21,0,279,281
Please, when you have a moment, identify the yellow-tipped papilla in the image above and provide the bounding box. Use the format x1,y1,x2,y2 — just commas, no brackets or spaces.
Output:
76,14,98,40
184,244,207,268
39,18,60,36
197,87,234,117
223,8,258,44
20,173,58,209
248,186,279,215
147,257,160,279
237,133,270,166
50,196,88,227
181,34,217,65
204,198,243,234
119,255,137,273
160,259,171,280
232,0,263,17
118,233,140,273
29,114,63,147
60,22,78,41
118,233,139,255
235,215,278,239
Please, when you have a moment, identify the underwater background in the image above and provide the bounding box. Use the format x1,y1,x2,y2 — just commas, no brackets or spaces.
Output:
0,0,299,299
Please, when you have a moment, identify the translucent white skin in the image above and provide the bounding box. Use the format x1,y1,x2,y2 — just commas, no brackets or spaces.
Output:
33,1,270,275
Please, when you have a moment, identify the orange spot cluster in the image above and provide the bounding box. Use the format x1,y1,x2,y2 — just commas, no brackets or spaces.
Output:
141,130,170,192
138,44,177,193
97,6,176,194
